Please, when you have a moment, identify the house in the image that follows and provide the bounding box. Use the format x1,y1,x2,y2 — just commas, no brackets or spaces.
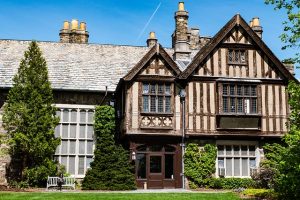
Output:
0,2,296,189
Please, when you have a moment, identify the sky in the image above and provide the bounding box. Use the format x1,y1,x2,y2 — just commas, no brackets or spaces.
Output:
0,0,298,78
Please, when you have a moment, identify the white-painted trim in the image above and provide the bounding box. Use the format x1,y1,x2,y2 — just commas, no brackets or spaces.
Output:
216,141,259,178
54,104,95,109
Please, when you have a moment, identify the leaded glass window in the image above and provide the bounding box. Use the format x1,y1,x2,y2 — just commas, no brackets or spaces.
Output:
222,84,257,114
142,83,172,113
228,50,247,64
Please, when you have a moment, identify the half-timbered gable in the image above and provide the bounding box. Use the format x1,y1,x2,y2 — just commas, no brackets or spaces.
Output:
121,44,182,135
179,14,296,138
174,13,297,180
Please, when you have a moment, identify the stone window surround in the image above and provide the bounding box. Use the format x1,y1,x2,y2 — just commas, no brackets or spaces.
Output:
54,104,95,179
216,140,260,178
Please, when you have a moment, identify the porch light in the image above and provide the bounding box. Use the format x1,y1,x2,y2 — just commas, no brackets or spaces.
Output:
179,89,186,99
131,151,136,160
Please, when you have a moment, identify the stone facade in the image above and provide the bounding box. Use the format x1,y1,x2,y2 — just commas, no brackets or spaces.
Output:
0,104,9,185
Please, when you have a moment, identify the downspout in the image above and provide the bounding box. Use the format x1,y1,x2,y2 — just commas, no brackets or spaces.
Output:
100,86,108,106
180,88,186,189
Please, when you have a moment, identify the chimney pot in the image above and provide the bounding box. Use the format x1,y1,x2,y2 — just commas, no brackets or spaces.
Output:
251,17,263,38
80,22,86,31
252,17,260,27
178,2,185,11
63,21,70,30
249,20,253,28
147,32,158,48
71,19,79,30
149,32,156,39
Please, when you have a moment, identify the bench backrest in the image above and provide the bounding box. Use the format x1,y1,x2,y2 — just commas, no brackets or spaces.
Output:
47,176,75,189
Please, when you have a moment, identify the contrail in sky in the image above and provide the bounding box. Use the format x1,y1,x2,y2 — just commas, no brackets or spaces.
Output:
136,2,161,43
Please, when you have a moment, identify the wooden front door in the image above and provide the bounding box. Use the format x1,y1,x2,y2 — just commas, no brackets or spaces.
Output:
135,144,180,189
148,154,163,188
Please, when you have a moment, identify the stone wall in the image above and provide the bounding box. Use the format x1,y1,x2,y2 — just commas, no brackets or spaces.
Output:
0,103,10,185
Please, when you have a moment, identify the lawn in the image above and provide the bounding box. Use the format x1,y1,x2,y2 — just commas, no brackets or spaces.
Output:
0,192,242,200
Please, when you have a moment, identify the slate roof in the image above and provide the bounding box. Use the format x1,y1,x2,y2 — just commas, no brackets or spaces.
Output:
0,40,174,92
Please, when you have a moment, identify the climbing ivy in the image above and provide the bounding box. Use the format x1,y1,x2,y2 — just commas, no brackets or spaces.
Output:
184,143,217,188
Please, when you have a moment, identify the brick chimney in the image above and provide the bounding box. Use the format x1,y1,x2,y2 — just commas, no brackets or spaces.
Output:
250,17,263,39
59,19,89,43
172,2,191,60
147,32,158,48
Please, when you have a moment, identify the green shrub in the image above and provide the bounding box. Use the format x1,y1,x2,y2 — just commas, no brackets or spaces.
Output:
81,106,136,190
184,143,217,187
251,166,275,189
209,178,256,189
9,180,29,189
242,189,277,199
23,158,57,186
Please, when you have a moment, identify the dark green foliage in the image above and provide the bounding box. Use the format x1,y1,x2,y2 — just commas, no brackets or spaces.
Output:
3,41,60,187
265,0,299,66
251,166,275,189
261,81,300,199
81,106,136,190
184,143,217,188
209,178,256,189
242,189,277,200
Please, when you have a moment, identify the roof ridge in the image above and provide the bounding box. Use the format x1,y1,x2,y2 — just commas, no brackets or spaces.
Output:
0,39,154,48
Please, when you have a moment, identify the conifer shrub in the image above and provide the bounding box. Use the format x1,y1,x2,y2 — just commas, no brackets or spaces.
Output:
81,106,136,190
3,41,60,187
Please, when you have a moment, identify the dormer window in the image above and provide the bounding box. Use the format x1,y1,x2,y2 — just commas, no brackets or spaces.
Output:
228,50,247,65
142,83,171,113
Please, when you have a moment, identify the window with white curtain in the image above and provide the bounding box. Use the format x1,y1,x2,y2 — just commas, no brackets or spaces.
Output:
217,143,257,177
54,105,95,178
222,84,257,114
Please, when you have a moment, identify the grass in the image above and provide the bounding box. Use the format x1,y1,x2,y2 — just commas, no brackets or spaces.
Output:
0,192,242,200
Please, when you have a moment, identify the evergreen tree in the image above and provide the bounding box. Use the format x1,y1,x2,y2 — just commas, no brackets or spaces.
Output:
82,106,136,190
3,41,60,187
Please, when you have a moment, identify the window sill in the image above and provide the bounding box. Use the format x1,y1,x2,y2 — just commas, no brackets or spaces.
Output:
217,113,261,117
140,112,173,117
140,126,173,130
228,62,248,66
216,128,260,131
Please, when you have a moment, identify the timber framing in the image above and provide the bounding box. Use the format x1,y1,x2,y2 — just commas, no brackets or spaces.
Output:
179,14,298,82
123,44,181,82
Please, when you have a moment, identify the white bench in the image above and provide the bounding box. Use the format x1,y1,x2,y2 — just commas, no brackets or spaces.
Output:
46,176,76,190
